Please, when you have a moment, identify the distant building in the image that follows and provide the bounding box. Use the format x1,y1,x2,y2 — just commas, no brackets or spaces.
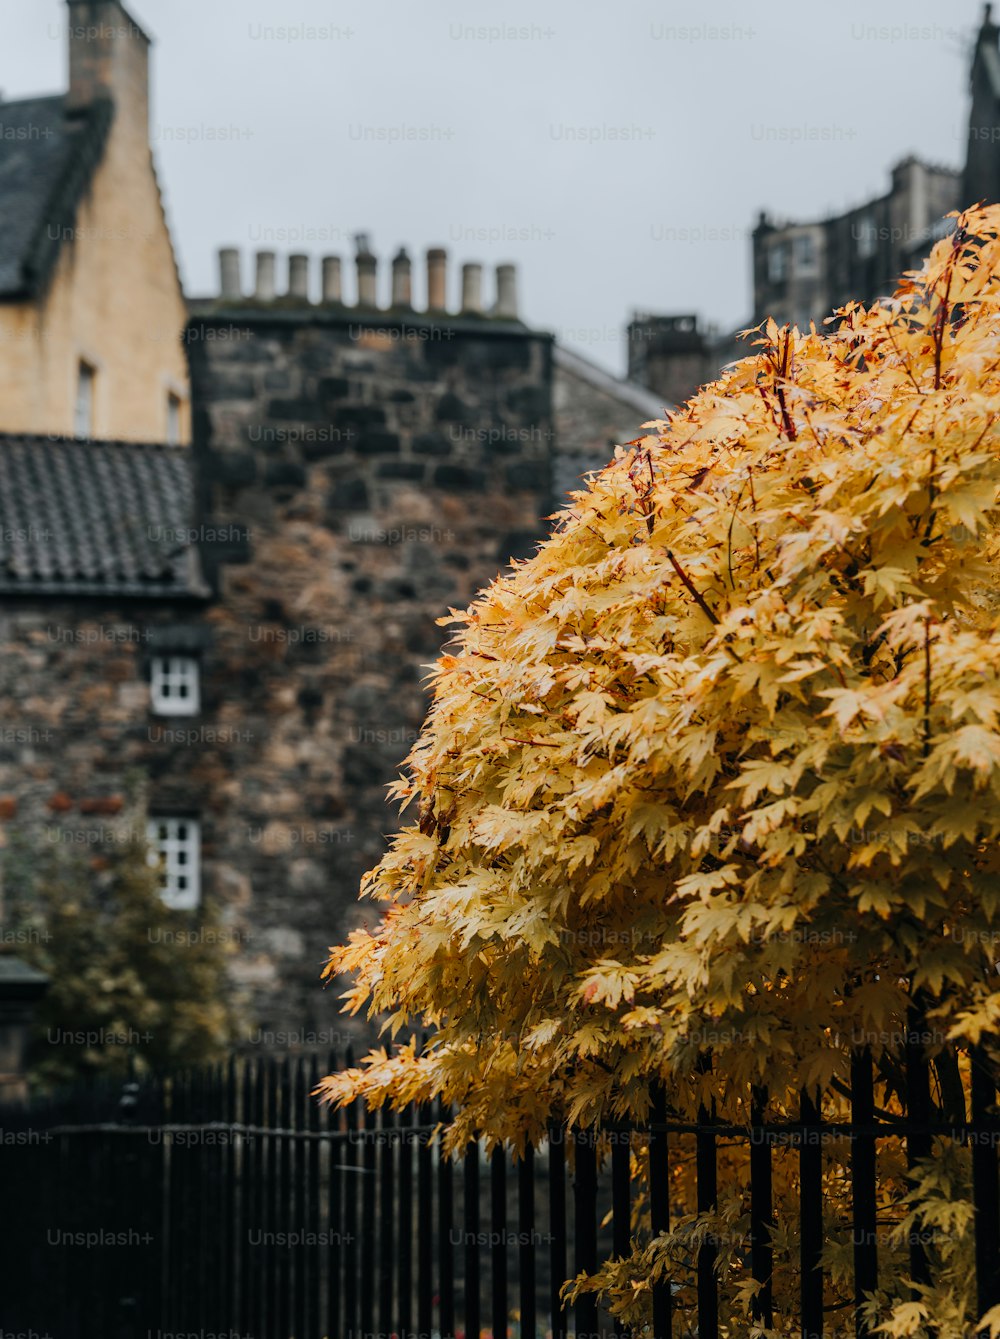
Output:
750,157,960,333
630,5,999,409
964,4,1000,208
626,313,730,416
0,0,190,442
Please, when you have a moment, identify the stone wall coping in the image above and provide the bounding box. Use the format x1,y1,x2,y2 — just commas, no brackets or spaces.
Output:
185,304,554,343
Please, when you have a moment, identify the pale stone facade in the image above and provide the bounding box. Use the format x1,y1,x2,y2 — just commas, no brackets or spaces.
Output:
0,1,190,443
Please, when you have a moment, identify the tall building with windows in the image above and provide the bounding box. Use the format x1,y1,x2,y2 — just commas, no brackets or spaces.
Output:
0,0,190,442
749,157,960,334
629,5,1000,409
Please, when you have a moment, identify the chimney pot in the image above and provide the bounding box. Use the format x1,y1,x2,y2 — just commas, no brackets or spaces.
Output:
356,250,377,309
426,248,447,312
218,247,241,300
391,248,412,309
322,256,342,304
288,253,310,301
255,251,277,303
495,263,518,319
461,263,484,315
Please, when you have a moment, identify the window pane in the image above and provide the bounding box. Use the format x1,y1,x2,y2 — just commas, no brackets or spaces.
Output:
150,655,200,717
74,363,95,439
147,816,201,909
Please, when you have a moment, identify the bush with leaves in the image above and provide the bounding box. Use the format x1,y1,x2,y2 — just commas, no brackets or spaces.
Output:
322,207,1000,1336
4,824,237,1089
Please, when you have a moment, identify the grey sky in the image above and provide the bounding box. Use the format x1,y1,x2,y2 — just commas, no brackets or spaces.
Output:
4,0,982,374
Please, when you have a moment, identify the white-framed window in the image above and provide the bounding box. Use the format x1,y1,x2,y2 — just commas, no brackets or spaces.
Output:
166,392,182,446
150,655,200,716
74,361,95,438
767,241,788,283
146,816,201,909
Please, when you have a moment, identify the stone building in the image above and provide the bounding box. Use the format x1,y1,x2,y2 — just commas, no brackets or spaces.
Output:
0,3,664,1043
748,157,960,334
625,313,727,418
0,0,190,442
0,236,661,1041
630,5,999,409
629,156,960,409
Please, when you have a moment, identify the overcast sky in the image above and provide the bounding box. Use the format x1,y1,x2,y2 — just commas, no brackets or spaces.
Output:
4,0,983,375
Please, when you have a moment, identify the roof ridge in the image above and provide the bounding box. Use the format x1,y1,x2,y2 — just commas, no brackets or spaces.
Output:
553,344,669,415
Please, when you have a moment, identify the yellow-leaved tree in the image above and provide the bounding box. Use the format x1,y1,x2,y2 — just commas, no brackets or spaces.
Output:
321,206,1000,1337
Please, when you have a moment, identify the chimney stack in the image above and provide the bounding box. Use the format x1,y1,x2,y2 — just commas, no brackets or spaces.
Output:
391,248,412,309
322,256,342,303
66,0,151,127
426,248,447,312
255,251,276,302
355,234,377,308
288,253,310,300
218,248,241,300
461,263,483,315
495,264,518,319
217,245,517,316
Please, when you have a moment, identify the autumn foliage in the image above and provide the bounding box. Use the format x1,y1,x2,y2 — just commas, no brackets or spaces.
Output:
322,208,1000,1335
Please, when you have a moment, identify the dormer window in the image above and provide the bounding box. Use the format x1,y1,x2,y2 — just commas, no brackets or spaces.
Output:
146,816,201,909
150,655,200,716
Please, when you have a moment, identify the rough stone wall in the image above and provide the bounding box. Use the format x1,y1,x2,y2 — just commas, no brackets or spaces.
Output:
173,306,555,1037
0,590,395,1051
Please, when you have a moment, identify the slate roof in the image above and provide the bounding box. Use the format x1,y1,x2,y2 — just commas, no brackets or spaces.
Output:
0,435,209,598
0,94,114,299
553,345,668,421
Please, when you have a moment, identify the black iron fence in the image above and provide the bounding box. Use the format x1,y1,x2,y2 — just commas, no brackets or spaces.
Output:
2,1044,1000,1338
